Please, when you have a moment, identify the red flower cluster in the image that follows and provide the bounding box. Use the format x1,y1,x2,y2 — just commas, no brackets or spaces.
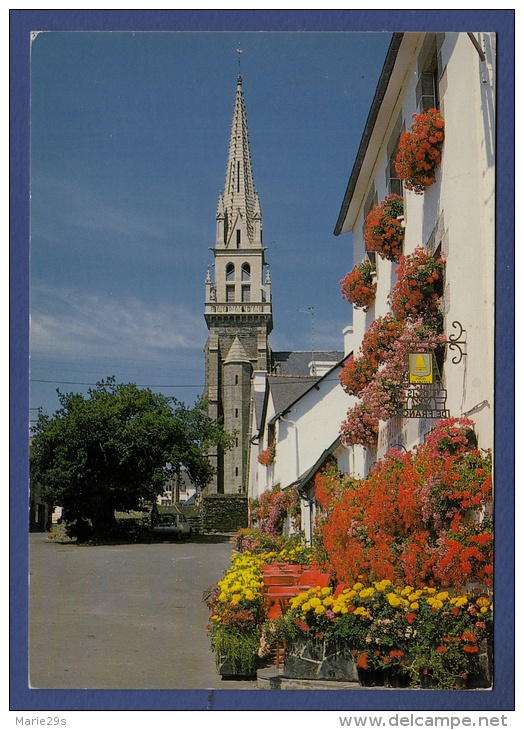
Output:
257,444,275,466
364,194,405,261
395,109,445,194
315,418,493,589
390,247,444,327
339,315,403,396
341,260,376,311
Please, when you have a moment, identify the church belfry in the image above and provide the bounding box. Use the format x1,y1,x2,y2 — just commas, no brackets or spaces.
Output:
204,75,272,494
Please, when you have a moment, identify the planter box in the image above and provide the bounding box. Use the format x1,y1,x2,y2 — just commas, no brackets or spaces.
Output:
284,639,359,682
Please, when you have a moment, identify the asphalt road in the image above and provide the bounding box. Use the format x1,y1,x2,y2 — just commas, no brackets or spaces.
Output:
29,532,258,690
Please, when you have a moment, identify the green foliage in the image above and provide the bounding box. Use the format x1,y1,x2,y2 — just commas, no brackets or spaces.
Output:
211,624,260,675
30,377,233,540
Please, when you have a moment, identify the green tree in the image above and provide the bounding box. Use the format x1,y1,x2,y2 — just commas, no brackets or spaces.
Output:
30,378,233,539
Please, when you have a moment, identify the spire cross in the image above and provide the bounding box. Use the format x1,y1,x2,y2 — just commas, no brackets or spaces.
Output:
237,46,243,76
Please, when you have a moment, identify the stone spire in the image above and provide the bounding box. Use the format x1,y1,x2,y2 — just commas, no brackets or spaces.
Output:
220,75,262,247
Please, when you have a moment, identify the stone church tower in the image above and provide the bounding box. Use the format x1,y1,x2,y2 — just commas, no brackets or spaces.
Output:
204,75,273,494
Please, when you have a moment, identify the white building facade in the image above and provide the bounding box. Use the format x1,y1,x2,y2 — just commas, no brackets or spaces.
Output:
248,356,355,542
334,32,495,473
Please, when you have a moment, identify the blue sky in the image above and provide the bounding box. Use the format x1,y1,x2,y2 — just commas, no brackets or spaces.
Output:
30,30,393,419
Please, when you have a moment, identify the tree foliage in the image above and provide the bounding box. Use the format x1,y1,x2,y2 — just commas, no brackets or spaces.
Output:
30,378,233,539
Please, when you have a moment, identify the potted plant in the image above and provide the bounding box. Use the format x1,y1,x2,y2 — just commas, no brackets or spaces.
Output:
258,443,276,466
364,194,405,261
341,260,377,311
395,109,445,194
390,247,444,327
340,401,379,449
272,585,360,682
206,553,266,677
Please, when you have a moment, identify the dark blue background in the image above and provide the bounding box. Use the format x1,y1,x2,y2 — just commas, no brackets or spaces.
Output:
10,9,515,712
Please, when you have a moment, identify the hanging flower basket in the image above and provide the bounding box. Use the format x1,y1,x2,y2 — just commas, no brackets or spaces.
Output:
364,194,405,262
395,109,445,194
339,315,404,397
258,444,276,466
390,246,444,326
341,260,377,311
340,402,379,449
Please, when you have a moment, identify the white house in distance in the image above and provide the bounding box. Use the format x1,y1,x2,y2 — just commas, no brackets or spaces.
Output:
248,349,355,543
333,31,495,477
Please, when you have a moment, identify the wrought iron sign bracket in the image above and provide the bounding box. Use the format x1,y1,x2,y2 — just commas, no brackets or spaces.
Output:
445,321,467,364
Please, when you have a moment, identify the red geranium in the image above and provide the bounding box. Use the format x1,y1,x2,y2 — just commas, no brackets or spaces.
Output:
390,246,444,327
364,194,405,261
341,260,376,311
395,109,445,194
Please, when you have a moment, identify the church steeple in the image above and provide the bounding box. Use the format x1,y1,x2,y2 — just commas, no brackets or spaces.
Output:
220,75,262,248
204,74,273,496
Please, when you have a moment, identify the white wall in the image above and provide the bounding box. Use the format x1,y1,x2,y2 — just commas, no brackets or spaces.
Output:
341,32,495,467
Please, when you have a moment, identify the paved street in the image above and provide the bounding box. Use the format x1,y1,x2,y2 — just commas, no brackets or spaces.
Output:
29,532,258,690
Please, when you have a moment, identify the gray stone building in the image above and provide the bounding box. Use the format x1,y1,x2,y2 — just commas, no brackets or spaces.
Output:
204,76,343,496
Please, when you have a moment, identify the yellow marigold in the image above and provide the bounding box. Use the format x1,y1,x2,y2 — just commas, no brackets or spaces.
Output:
321,587,331,596
323,597,334,607
359,587,375,599
480,606,489,614
218,592,227,602
301,602,312,612
431,600,443,610
353,582,364,591
387,593,402,607
332,604,342,614
310,597,321,608
244,589,255,601
410,602,419,610
426,587,436,594
477,597,491,608
341,606,349,615
354,606,368,617
230,594,241,605
436,591,449,602
315,605,326,614
401,585,413,596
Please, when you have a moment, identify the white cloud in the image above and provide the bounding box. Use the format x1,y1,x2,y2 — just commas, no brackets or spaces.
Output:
30,286,208,365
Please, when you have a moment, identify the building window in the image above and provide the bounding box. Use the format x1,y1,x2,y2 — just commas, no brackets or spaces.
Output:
241,285,250,302
386,113,404,197
235,408,239,418
241,262,250,281
235,467,239,477
236,229,241,248
235,374,239,385
226,285,235,302
237,161,240,193
416,34,443,113
226,262,235,281
363,185,378,265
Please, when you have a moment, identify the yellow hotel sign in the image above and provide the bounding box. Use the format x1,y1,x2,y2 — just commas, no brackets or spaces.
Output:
408,353,433,384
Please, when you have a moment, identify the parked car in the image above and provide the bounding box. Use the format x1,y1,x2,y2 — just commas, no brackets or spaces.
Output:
150,513,192,540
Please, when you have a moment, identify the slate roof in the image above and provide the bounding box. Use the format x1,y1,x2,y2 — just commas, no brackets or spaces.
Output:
271,350,344,376
252,389,267,432
268,375,318,418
